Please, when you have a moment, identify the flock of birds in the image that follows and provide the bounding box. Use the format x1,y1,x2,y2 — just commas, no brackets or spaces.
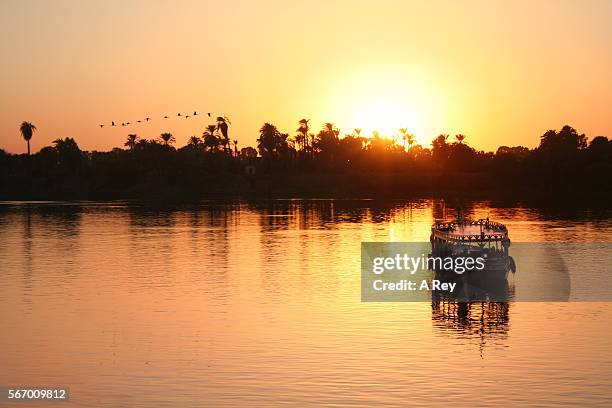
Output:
99,111,230,128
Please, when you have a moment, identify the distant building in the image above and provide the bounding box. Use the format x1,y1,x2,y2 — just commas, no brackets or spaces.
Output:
240,155,259,176
245,164,256,175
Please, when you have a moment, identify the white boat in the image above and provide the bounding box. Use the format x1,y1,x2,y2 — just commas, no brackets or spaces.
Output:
430,217,515,274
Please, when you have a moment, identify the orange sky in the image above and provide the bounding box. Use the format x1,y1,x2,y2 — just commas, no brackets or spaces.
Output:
1,0,611,154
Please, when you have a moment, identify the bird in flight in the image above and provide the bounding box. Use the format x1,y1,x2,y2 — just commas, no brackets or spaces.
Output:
99,124,104,128
126,122,131,125
121,123,126,126
177,113,181,117
193,111,198,116
112,121,116,126
164,115,168,119
207,113,211,117
185,115,190,118
145,117,151,121
137,120,142,123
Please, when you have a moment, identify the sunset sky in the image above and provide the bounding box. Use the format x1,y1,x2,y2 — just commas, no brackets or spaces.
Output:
1,0,611,154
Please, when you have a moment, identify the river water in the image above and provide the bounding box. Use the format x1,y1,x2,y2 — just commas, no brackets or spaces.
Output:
1,199,611,407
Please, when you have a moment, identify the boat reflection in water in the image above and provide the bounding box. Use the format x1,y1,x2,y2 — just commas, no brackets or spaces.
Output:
429,266,514,348
430,297,511,349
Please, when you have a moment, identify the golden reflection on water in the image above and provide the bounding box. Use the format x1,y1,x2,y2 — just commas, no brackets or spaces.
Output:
0,200,611,407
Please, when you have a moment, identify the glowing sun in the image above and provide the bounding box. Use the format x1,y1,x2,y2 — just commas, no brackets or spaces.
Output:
350,98,422,139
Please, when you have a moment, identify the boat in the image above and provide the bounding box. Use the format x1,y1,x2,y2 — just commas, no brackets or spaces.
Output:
430,216,515,275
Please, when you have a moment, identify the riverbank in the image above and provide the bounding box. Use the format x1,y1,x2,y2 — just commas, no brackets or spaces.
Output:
2,171,609,202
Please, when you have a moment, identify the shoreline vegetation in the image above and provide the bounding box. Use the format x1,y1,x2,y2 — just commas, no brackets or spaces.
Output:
2,121,610,201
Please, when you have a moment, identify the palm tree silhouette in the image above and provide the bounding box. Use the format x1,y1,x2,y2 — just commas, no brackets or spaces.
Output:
323,122,340,136
354,128,362,137
203,125,219,152
233,140,238,157
19,121,37,155
455,134,466,144
399,128,408,149
159,132,176,146
188,135,201,149
258,123,280,156
297,119,310,152
405,133,415,149
125,134,139,150
205,124,217,135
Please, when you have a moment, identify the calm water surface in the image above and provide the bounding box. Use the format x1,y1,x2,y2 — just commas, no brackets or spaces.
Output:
1,200,611,407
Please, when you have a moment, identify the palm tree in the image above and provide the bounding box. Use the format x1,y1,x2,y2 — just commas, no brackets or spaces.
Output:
233,140,238,157
19,121,36,155
205,124,217,136
124,134,138,150
297,118,310,151
203,125,220,152
188,135,201,149
159,132,175,146
455,134,466,144
405,133,415,149
258,123,280,157
52,137,81,172
354,128,362,137
315,123,340,160
323,122,339,137
399,128,408,149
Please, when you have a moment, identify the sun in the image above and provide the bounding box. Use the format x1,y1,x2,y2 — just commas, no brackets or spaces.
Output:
350,97,422,139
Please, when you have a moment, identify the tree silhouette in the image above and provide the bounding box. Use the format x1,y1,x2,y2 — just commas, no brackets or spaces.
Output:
52,137,81,173
159,132,175,146
315,122,340,161
405,133,415,149
532,125,589,184
432,134,451,165
399,128,416,150
188,135,201,149
19,121,36,155
455,134,466,144
240,146,257,158
587,136,610,161
125,134,139,150
258,123,280,157
539,125,587,152
399,128,408,149
203,125,219,152
296,118,310,152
